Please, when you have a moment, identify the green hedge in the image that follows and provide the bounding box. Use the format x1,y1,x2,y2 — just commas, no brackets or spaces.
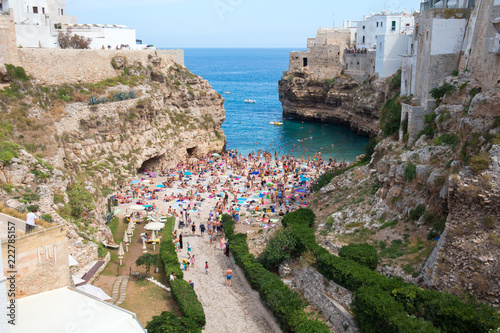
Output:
222,215,329,333
353,285,439,333
280,209,500,333
146,311,201,333
339,243,379,270
150,219,206,331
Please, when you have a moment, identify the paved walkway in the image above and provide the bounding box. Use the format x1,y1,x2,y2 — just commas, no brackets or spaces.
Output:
111,275,129,305
179,231,281,333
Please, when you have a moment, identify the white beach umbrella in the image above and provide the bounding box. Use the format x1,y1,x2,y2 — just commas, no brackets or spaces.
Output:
123,231,129,252
127,221,133,236
129,204,145,210
144,222,165,231
142,239,147,254
118,242,125,266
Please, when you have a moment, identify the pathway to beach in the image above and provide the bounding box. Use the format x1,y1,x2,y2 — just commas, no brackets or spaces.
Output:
179,228,281,333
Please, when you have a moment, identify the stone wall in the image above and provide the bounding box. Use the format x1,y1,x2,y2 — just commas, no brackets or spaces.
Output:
17,48,184,85
458,0,500,90
400,103,427,144
293,266,358,333
1,224,69,299
344,50,376,80
0,10,19,65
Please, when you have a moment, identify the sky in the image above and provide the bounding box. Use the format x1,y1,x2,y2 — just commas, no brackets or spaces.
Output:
67,0,420,48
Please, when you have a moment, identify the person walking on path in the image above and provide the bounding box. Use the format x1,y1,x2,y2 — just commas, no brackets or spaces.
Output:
226,267,233,287
192,222,196,237
175,236,180,252
200,223,206,238
187,242,192,258
205,261,209,275
179,232,183,250
190,255,195,267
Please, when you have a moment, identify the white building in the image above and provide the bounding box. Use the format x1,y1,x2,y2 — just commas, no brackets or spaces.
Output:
0,0,142,49
354,10,415,77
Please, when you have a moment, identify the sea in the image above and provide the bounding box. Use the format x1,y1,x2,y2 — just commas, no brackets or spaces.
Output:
183,48,369,162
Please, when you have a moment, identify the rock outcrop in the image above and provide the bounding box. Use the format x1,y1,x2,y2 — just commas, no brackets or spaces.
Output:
0,56,226,272
279,70,391,136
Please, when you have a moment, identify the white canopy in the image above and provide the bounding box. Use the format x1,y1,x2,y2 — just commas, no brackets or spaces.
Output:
144,222,165,231
68,254,79,267
11,287,145,333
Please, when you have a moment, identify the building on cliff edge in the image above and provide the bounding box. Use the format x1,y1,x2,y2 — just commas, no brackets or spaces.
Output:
286,22,355,80
0,0,144,50
399,0,499,145
345,10,416,79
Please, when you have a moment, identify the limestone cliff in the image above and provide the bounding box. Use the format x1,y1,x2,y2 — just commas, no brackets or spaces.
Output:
310,73,500,307
0,55,226,273
278,70,394,136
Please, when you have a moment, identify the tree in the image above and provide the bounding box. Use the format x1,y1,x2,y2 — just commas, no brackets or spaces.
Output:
136,253,159,275
58,28,92,49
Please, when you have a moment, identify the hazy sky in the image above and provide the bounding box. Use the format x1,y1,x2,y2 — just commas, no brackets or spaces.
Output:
67,0,420,48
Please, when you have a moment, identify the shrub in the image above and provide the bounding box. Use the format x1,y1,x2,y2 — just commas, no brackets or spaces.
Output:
66,181,94,217
405,162,417,182
58,28,92,49
0,141,20,165
470,153,490,174
339,243,379,270
434,134,459,147
430,83,456,101
258,227,300,269
381,93,402,136
409,204,426,220
361,137,377,163
147,311,201,333
418,113,437,139
4,64,29,82
135,253,159,274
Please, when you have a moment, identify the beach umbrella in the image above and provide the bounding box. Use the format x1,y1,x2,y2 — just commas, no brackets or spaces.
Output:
130,180,140,184
295,188,307,194
76,284,112,301
184,172,193,176
251,171,259,175
144,222,165,231
212,153,220,157
118,242,124,266
142,239,147,254
127,222,133,237
123,231,129,252
129,204,145,211
155,184,165,188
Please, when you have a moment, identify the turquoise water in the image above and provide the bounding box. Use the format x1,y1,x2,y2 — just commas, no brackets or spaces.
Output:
184,48,368,161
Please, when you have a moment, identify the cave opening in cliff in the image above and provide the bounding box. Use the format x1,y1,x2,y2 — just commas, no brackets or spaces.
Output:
137,154,164,173
186,147,199,158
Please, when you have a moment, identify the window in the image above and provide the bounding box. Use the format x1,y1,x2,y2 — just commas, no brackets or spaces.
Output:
380,43,382,50
362,36,365,43
376,22,379,27
33,6,38,13
392,21,396,31
42,7,45,14
61,9,64,15
381,22,383,27
363,25,365,29
406,23,410,27
303,58,308,67
426,31,429,40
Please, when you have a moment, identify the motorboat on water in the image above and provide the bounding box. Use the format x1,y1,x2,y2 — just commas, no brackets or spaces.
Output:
269,121,283,126
244,99,256,104
224,91,231,94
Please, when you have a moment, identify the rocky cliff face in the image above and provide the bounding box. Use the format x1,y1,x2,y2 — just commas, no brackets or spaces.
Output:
310,73,500,307
0,57,226,272
278,70,392,136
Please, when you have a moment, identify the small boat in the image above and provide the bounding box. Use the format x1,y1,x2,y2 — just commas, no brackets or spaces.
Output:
244,99,256,104
224,91,231,94
269,122,283,126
